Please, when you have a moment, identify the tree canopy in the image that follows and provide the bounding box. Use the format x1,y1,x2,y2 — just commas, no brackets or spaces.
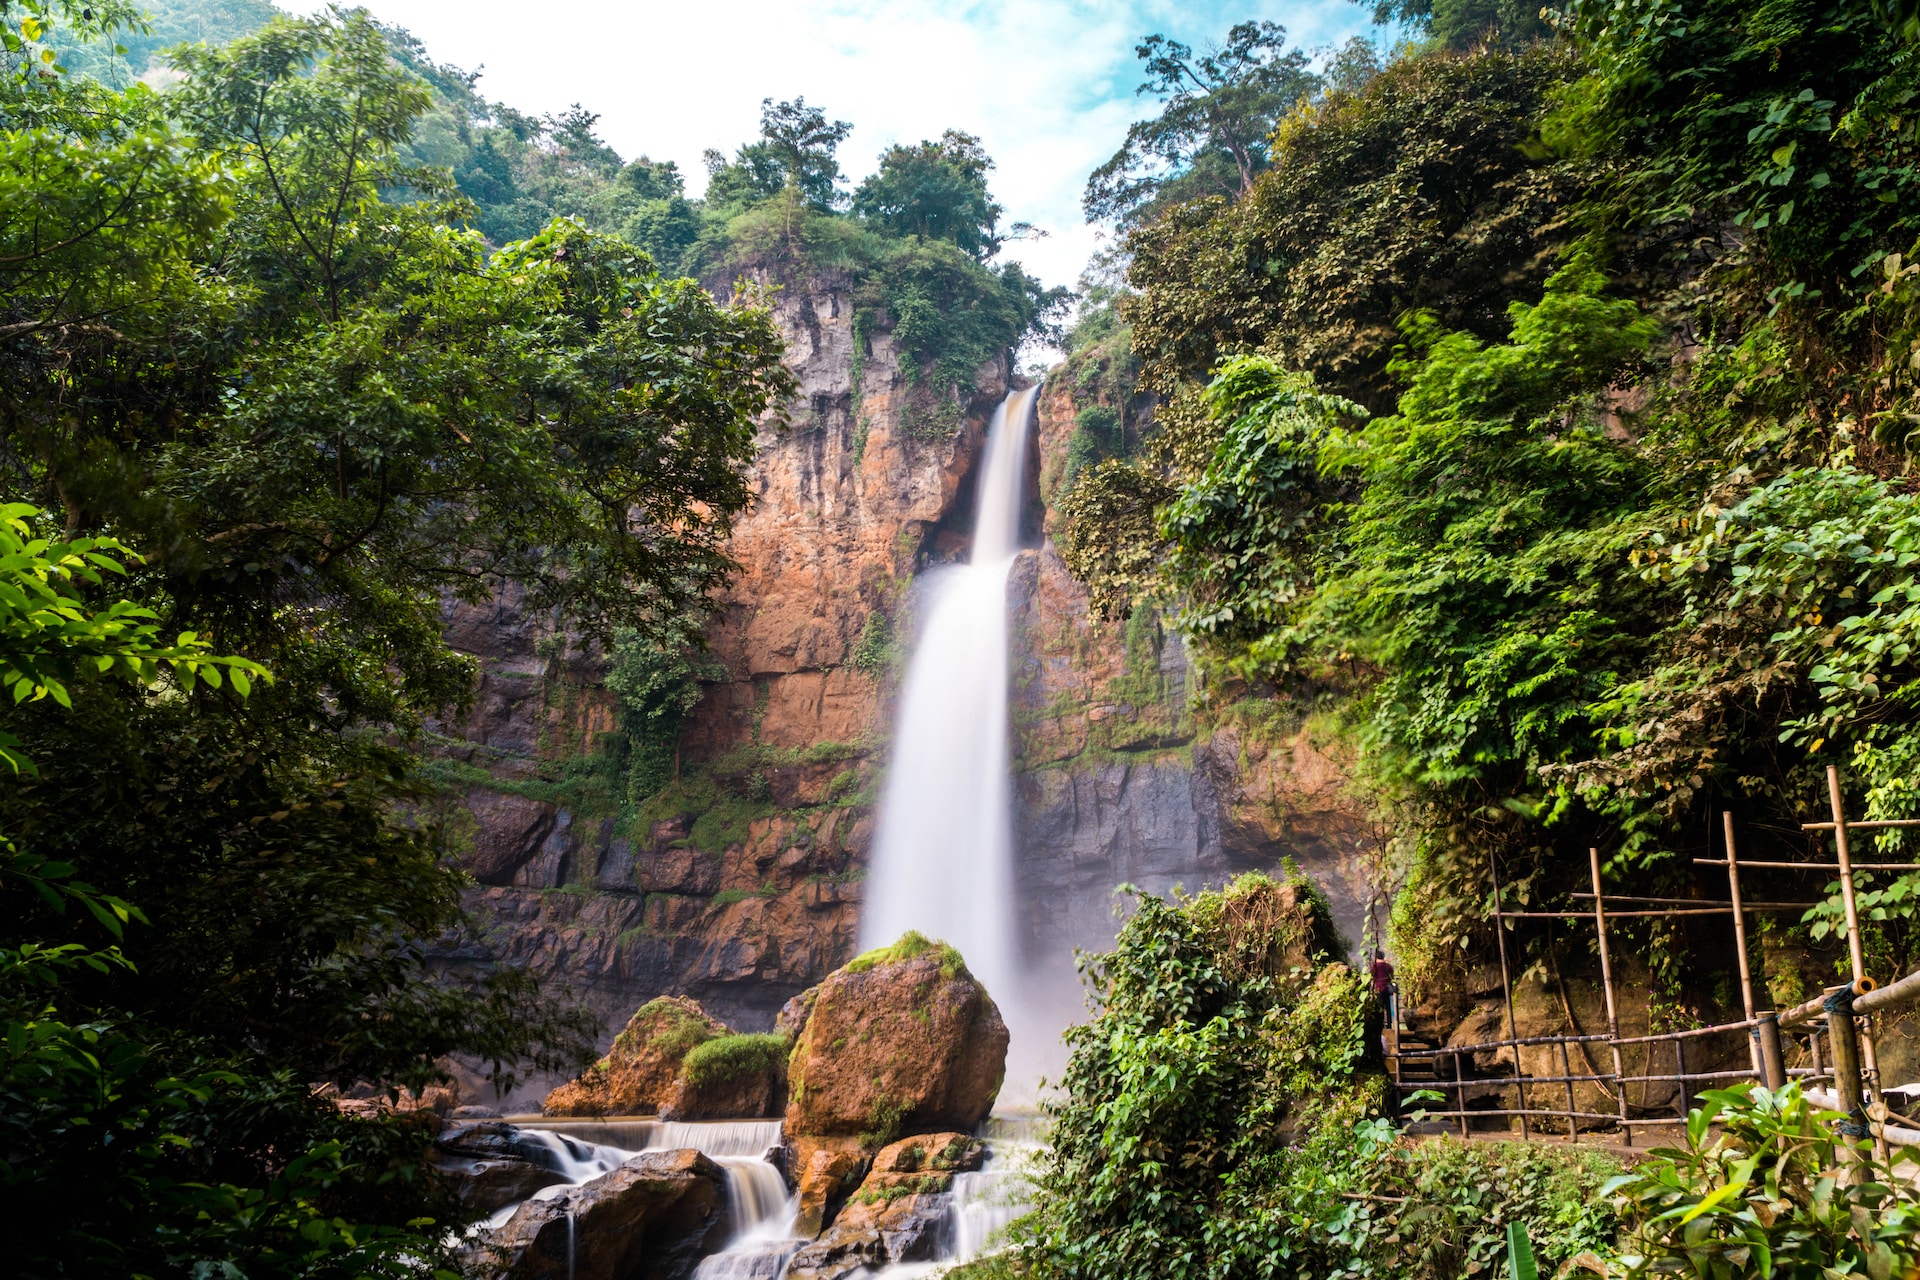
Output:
704,95,853,213
1083,22,1322,229
0,6,794,1274
853,129,1006,258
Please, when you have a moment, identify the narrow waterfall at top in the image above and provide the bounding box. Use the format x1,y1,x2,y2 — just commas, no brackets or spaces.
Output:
862,384,1038,1004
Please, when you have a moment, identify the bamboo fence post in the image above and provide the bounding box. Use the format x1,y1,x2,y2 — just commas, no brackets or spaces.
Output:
1488,851,1529,1138
1557,1037,1579,1141
1673,1037,1690,1119
1823,767,1891,1167
1590,847,1631,1146
1453,1048,1470,1138
1723,811,1764,1078
1756,1012,1786,1090
1827,767,1869,985
1825,990,1872,1183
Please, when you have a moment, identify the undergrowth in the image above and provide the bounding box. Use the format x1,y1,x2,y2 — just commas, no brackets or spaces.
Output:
680,1032,789,1088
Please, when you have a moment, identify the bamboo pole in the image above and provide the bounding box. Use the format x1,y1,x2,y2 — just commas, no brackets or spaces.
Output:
1558,1036,1579,1141
1824,767,1891,1167
1827,767,1869,985
1724,812,1763,1078
1590,847,1631,1146
1756,1012,1786,1090
1488,851,1529,1138
1825,991,1871,1184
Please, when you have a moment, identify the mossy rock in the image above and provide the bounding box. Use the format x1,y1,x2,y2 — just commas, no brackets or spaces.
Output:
784,933,1008,1144
543,996,729,1117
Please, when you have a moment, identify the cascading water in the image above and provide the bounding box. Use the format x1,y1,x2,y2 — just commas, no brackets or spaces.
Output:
483,1120,796,1241
862,384,1038,1002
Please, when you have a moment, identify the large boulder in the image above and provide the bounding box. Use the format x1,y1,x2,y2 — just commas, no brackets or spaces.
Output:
784,932,1008,1146
544,997,728,1117
430,1121,568,1214
481,1149,731,1280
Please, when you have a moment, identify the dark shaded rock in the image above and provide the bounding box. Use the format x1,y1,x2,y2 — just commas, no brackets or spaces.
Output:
774,988,816,1042
430,1122,567,1215
782,1190,952,1280
467,791,558,885
484,1148,731,1280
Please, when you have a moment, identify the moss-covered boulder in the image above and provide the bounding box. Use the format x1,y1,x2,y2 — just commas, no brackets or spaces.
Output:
785,932,1008,1148
543,996,727,1117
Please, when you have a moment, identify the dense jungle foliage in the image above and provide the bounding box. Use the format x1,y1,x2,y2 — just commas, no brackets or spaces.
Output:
1059,0,1920,1020
0,2,834,1274
970,872,1626,1280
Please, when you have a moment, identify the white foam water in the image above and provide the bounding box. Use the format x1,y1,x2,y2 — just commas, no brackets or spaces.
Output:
863,384,1037,1003
486,1120,795,1243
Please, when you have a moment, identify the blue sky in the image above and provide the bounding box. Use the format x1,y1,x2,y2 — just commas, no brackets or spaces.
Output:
286,0,1383,289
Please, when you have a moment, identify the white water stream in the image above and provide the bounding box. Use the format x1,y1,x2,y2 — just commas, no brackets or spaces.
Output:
484,1119,795,1246
862,384,1037,1005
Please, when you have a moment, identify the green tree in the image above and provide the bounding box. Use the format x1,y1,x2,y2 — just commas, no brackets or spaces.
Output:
853,129,1006,258
1361,0,1552,50
1,7,793,1274
1083,22,1319,228
705,95,852,213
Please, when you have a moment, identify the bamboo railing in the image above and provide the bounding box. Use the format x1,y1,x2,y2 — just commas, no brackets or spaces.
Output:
1384,767,1920,1153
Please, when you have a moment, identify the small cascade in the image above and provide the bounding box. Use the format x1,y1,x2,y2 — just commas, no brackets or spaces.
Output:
641,1119,784,1159
950,1161,1030,1262
516,1118,659,1150
486,1119,798,1264
688,1156,800,1280
509,1128,635,1181
713,1156,794,1232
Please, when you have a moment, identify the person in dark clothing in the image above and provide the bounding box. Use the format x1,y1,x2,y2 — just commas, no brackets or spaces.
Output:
1370,948,1394,997
1362,948,1393,1071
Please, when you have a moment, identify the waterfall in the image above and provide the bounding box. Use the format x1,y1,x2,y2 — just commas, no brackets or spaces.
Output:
862,384,1038,1000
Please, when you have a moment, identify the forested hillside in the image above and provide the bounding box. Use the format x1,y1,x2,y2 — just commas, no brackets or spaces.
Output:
993,2,1920,1277
1058,0,1920,1011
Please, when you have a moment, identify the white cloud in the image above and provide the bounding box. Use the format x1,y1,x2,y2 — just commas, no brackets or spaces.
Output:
290,0,1376,289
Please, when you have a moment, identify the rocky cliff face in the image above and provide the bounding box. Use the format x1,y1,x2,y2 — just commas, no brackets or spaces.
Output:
428,273,1382,1069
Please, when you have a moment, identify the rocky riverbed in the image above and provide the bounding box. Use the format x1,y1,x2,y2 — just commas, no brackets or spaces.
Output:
434,934,1029,1280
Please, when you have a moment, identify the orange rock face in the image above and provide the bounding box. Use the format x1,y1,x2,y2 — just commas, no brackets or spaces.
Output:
543,996,727,1117
426,264,1386,1088
785,943,1008,1142
685,275,1010,757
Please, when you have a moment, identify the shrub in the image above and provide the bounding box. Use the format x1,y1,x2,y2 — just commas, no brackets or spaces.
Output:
1606,1082,1919,1279
844,930,967,980
680,1033,789,1089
